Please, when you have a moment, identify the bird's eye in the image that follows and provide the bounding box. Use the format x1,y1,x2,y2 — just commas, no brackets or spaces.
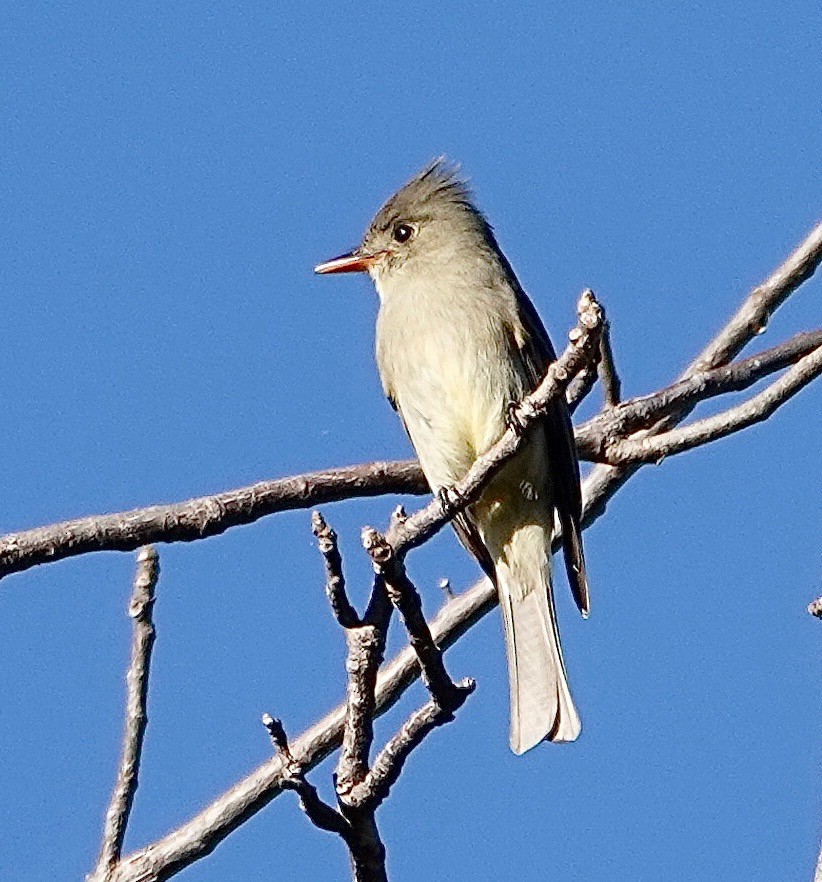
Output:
393,223,414,243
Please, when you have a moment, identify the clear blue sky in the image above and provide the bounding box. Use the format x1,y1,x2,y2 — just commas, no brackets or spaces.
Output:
1,4,820,881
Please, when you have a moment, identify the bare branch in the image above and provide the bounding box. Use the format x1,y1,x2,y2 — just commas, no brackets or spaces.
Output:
3,223,820,589
578,218,822,527
336,615,386,797
566,365,598,413
312,511,359,628
108,583,496,882
265,539,395,882
0,461,427,583
341,811,387,882
7,325,816,590
106,477,583,882
324,556,395,880
262,714,387,881
574,330,822,458
79,250,822,880
334,535,393,801
0,292,602,587
282,508,475,878
597,345,822,465
88,547,159,882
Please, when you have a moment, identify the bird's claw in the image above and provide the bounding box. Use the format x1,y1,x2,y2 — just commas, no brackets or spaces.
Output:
437,485,463,518
506,401,528,436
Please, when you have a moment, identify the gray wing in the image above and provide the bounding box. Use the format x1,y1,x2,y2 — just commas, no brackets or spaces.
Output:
510,289,590,617
451,511,497,584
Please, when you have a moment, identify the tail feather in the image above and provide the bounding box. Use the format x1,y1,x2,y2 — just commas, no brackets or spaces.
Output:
495,526,581,754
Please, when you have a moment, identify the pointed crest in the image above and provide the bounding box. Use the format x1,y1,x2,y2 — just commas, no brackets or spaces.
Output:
368,157,481,232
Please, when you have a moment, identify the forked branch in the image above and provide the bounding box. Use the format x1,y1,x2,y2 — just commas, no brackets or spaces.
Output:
1,328,818,584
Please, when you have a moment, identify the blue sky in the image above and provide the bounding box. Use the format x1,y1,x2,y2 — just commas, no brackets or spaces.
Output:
0,4,820,880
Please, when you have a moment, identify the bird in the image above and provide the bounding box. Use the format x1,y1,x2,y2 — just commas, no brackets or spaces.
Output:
315,159,588,754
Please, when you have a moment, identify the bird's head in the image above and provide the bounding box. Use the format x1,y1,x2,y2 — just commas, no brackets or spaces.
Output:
315,158,496,296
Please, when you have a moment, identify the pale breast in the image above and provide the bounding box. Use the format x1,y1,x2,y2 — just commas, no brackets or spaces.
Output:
375,279,529,489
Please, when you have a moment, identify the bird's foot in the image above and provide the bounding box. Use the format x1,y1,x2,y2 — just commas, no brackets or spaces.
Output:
506,400,529,436
437,485,463,518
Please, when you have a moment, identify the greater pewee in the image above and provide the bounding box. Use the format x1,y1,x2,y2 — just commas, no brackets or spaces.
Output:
315,159,589,753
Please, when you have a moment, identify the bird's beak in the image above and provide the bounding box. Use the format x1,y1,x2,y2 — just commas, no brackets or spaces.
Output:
314,250,383,275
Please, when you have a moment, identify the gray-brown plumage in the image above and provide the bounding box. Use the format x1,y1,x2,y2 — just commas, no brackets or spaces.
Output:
316,159,588,753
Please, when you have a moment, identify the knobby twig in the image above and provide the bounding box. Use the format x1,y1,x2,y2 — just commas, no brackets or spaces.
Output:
361,526,471,714
573,329,822,458
335,601,389,800
317,555,391,882
263,714,389,882
311,511,359,628
275,511,476,880
270,516,394,882
362,681,474,808
328,500,475,878
261,715,349,837
566,364,599,413
88,547,159,882
107,471,589,882
685,219,822,375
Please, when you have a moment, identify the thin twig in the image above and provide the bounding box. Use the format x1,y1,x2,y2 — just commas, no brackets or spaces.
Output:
598,314,622,406
96,247,820,881
685,218,822,375
262,714,349,837
268,546,393,882
105,476,580,882
579,217,822,525
347,677,476,811
88,547,159,882
361,527,468,712
566,365,598,413
107,579,497,882
312,511,359,628
263,714,388,882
